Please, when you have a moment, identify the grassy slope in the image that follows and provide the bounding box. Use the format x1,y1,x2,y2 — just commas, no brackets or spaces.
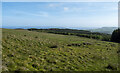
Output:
2,29,118,71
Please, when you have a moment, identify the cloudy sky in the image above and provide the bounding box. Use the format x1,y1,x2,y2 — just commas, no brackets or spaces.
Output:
2,2,118,28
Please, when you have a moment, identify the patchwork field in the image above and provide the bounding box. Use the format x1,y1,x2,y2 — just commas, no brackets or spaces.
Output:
2,29,119,71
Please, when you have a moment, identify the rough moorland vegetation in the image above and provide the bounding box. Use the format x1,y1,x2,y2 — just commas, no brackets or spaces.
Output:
2,29,119,71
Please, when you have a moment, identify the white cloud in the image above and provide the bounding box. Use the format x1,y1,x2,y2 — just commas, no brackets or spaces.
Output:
13,11,48,17
33,12,48,17
48,3,64,8
49,4,55,7
64,7,69,11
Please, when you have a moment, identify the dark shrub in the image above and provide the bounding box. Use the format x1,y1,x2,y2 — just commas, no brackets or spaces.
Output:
35,36,38,38
111,29,120,43
49,45,58,48
105,64,117,70
32,64,38,68
24,35,26,36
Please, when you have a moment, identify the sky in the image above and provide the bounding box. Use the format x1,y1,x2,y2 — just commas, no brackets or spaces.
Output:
2,2,118,28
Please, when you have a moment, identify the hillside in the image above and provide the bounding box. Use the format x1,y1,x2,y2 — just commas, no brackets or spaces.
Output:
2,29,119,71
28,28,111,41
90,27,117,34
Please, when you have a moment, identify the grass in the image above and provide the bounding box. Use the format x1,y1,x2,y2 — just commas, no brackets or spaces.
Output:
2,29,119,71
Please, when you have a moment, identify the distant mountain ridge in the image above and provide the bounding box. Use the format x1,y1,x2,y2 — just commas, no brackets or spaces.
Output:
90,27,118,34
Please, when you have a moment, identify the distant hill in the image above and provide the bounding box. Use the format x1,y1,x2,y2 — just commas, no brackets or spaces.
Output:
89,27,118,34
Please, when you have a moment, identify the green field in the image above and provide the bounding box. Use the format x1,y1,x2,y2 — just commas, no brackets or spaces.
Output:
2,29,119,71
